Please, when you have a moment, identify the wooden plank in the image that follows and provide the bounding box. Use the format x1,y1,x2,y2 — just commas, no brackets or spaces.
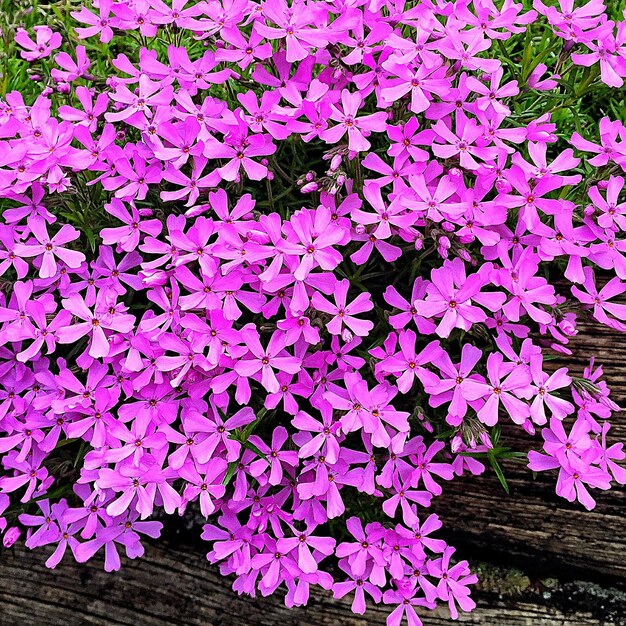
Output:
430,313,626,581
0,543,624,626
0,302,624,624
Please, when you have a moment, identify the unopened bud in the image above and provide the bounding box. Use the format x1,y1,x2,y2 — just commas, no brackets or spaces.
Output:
301,182,319,193
3,527,20,548
141,269,169,287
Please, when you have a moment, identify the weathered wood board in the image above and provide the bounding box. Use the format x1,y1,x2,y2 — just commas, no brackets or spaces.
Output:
0,314,624,625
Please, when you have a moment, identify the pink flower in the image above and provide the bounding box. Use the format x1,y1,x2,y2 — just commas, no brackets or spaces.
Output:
14,218,85,278
72,0,115,43
427,547,478,619
414,259,505,338
463,352,532,426
101,199,163,251
320,90,387,152
234,327,301,394
571,266,626,331
15,26,62,61
311,279,374,339
57,293,134,358
378,331,442,393
255,0,328,62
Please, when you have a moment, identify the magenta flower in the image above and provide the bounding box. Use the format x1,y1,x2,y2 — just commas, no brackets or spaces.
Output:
381,58,451,114
432,113,499,170
382,475,432,525
529,359,574,424
335,517,386,578
588,175,626,231
571,266,626,331
571,117,626,168
320,90,387,152
59,86,108,132
463,352,532,426
217,27,273,69
101,199,162,252
249,426,298,485
277,524,336,573
204,125,275,181
414,259,505,338
466,67,519,115
284,206,345,281
427,547,478,619
378,331,442,393
57,293,134,358
234,327,301,394
255,0,328,62
292,404,341,464
384,586,435,625
311,279,374,339
409,440,454,496
72,0,115,43
52,47,91,84
333,561,383,614
424,344,483,425
15,26,62,61
107,75,174,123
14,218,85,278
180,459,227,518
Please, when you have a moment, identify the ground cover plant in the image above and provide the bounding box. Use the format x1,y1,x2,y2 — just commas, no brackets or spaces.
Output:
0,0,626,622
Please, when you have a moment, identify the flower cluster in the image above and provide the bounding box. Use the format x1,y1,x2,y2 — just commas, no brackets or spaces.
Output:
0,0,625,623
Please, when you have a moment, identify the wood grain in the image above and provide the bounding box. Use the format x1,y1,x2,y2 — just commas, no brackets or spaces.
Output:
428,313,626,582
1,542,624,626
0,312,624,625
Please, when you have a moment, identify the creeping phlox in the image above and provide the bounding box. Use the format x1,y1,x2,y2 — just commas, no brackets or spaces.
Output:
0,0,626,622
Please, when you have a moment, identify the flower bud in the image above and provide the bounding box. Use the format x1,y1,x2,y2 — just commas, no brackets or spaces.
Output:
495,178,511,194
558,316,577,337
330,154,343,172
184,205,208,218
3,527,20,548
457,248,472,262
451,435,463,454
479,432,493,449
141,269,170,287
300,182,319,193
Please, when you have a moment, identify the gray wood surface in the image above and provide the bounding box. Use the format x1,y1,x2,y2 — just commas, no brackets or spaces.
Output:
0,313,624,625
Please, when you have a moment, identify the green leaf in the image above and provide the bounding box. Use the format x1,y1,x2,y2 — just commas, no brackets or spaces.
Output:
489,454,510,495
240,439,268,460
241,407,268,440
492,425,501,446
222,461,239,487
